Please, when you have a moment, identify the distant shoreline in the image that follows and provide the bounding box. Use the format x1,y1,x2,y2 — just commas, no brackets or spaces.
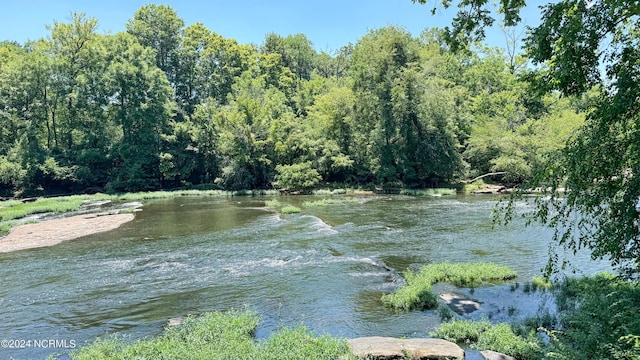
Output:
0,213,134,253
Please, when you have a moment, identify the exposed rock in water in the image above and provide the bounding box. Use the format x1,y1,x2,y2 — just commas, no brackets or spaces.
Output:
480,350,516,360
167,317,184,327
347,337,464,359
438,292,482,315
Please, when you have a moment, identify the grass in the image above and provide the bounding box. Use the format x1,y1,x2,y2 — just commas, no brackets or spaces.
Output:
114,189,277,201
433,320,543,360
1,195,106,236
381,262,517,311
399,188,457,196
69,310,352,360
302,198,360,207
264,199,301,215
312,189,347,195
264,199,281,209
280,205,301,214
523,276,553,293
0,196,93,221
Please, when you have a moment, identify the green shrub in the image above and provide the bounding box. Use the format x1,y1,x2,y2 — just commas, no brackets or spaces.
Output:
530,276,553,291
433,320,491,344
274,162,321,192
548,273,640,359
477,323,542,360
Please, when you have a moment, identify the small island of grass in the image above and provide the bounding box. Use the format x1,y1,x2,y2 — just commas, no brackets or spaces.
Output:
382,262,517,311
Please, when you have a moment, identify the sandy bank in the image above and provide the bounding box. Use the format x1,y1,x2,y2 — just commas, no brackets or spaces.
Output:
0,213,134,253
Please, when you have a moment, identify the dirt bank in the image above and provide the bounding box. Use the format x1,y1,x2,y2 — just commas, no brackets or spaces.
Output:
0,213,134,253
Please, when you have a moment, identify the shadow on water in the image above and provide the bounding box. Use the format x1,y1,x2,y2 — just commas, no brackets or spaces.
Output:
0,194,611,359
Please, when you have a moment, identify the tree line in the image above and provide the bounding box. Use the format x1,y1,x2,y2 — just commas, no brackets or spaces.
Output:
0,4,585,195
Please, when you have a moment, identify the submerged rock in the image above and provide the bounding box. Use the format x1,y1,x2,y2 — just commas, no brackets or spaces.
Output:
438,292,482,315
347,336,464,359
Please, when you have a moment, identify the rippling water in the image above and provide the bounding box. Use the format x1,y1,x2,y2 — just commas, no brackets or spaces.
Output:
0,195,611,359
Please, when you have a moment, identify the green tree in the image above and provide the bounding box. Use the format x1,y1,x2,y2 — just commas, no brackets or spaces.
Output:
45,14,116,189
274,161,321,193
0,43,50,191
104,33,175,192
199,71,289,190
262,33,317,81
126,4,184,78
351,26,462,187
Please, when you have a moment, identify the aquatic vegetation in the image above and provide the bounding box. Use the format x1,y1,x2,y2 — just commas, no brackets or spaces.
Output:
399,188,457,196
70,310,352,360
264,199,300,215
302,198,360,207
264,199,281,209
280,205,301,214
433,319,491,344
523,276,553,293
434,320,542,360
382,262,516,311
311,188,349,196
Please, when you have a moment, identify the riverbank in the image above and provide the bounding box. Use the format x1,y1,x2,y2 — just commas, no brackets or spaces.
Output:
0,212,135,253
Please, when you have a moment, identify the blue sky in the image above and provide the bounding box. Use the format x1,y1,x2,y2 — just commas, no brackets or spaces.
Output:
0,1,547,51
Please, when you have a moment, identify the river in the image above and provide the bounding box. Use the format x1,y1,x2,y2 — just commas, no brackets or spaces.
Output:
0,194,611,359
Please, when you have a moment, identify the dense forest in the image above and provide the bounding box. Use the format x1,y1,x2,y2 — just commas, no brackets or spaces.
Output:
0,5,587,196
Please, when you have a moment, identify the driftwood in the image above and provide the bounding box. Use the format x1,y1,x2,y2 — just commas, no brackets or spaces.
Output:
462,172,507,184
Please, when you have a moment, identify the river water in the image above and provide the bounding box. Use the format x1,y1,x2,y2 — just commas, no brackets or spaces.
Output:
0,195,611,359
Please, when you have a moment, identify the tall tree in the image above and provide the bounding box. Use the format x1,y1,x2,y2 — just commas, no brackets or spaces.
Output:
104,32,175,191
351,26,461,187
45,14,117,189
126,4,184,82
262,33,317,81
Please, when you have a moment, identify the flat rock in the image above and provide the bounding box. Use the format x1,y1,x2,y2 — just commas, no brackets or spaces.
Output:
480,350,516,360
167,317,184,327
348,337,464,359
438,292,482,315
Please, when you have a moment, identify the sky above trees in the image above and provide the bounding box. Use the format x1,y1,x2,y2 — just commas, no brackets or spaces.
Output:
0,0,546,51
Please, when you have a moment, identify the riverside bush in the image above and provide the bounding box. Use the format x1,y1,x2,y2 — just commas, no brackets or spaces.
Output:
547,273,640,359
434,320,542,360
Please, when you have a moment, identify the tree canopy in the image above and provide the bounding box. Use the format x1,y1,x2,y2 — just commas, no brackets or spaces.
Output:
0,6,586,228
